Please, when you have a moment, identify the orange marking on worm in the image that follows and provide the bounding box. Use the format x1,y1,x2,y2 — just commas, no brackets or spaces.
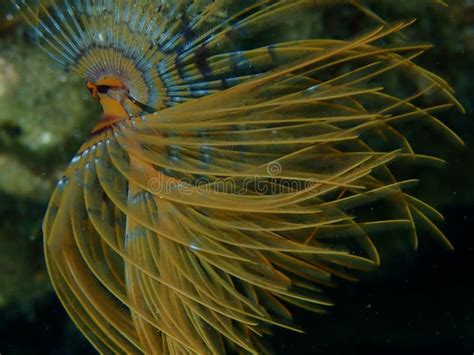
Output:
88,76,130,133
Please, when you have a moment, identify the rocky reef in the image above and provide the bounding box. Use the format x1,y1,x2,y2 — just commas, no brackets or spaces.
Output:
0,24,99,312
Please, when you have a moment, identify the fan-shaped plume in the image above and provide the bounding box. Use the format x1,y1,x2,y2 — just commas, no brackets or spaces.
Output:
16,0,462,353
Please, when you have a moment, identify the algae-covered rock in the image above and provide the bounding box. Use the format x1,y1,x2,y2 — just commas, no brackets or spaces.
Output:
0,37,98,158
0,153,50,202
0,2,19,32
0,32,100,202
0,223,50,311
0,31,99,311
